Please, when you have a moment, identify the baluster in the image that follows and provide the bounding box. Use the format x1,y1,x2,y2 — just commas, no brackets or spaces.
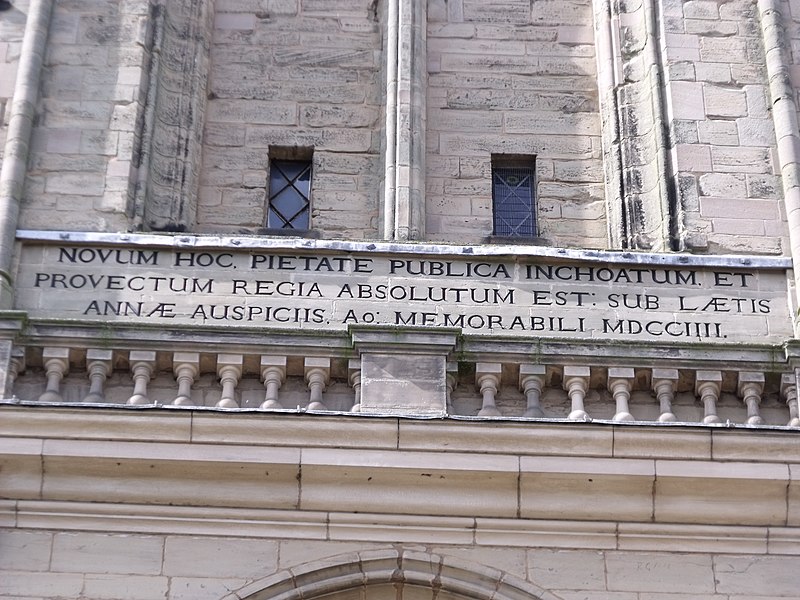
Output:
476,362,502,416
6,348,25,398
172,352,200,406
652,368,679,422
695,370,722,424
445,361,458,415
563,365,590,421
349,358,362,412
216,354,243,408
39,347,70,402
127,351,156,405
84,349,112,403
260,355,286,409
781,373,799,427
305,357,330,411
608,367,635,422
519,364,546,418
738,371,765,425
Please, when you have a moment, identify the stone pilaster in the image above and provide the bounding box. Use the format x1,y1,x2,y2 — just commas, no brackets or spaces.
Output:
383,0,427,240
592,0,674,250
136,0,214,231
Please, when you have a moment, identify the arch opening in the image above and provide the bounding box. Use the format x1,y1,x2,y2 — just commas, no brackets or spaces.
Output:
224,549,563,600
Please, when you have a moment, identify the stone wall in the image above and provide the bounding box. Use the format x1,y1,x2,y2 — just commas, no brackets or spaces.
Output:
664,0,789,254
17,0,151,232
425,0,606,247
2,531,799,599
197,0,383,238
4,0,798,252
2,408,800,599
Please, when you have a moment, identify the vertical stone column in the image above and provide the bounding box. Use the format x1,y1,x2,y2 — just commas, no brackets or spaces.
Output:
260,356,287,410
39,347,69,402
591,0,674,250
127,351,157,405
0,0,53,307
0,341,15,398
738,371,765,425
608,367,635,422
476,363,502,417
445,361,458,415
0,316,26,397
652,368,679,422
136,0,214,231
563,365,591,421
592,0,625,248
383,0,427,240
83,349,113,403
783,372,799,427
305,358,331,411
172,352,200,406
348,359,362,412
519,364,546,418
216,354,243,408
695,370,722,424
351,328,457,416
4,346,25,399
758,0,800,316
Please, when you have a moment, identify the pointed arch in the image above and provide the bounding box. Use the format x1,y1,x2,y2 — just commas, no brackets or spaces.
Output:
222,549,564,600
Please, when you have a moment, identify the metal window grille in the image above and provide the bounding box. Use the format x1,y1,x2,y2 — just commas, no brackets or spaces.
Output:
492,162,537,237
267,159,312,230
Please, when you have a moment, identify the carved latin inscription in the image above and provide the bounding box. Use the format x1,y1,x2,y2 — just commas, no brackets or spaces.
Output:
15,243,793,344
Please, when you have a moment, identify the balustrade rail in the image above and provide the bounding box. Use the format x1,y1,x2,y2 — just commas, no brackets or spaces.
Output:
4,345,799,427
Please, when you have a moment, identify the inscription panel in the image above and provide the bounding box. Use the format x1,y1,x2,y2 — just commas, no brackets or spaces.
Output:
14,243,793,344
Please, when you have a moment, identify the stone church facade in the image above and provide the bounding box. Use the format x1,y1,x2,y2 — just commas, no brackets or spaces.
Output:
1,0,800,598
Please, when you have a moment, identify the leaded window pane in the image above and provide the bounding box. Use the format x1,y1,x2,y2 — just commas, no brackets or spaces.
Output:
267,159,312,230
492,163,536,237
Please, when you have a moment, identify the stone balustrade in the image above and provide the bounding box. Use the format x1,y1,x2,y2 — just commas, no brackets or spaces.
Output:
4,344,800,428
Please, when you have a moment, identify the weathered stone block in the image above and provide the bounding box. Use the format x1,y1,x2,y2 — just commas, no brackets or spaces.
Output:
699,37,747,63
703,85,747,118
697,120,739,146
698,173,746,197
51,532,164,575
605,552,715,593
710,146,773,173
163,536,278,578
736,118,776,147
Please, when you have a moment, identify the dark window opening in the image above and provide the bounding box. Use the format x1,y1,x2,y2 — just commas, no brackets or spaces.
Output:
268,158,312,230
492,155,537,238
